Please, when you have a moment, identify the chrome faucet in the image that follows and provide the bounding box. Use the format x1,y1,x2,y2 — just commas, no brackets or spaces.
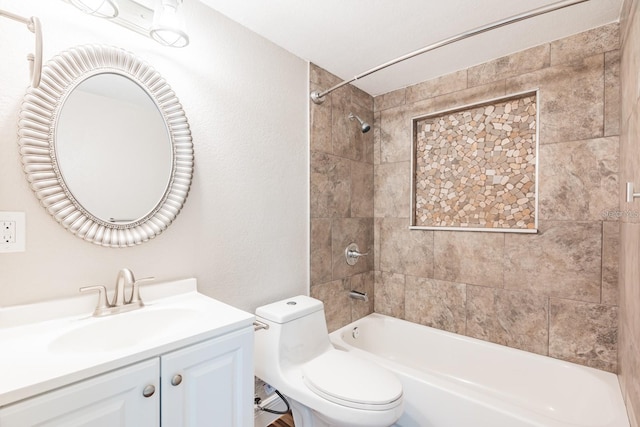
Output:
112,268,134,307
80,268,154,317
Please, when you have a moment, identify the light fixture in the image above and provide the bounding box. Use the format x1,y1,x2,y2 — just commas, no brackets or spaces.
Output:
149,0,189,48
69,0,119,19
0,9,42,88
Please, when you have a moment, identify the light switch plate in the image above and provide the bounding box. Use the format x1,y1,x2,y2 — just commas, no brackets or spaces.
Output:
0,212,26,253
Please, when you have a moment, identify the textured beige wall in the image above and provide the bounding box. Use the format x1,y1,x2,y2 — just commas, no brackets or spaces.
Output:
619,0,640,424
311,23,623,373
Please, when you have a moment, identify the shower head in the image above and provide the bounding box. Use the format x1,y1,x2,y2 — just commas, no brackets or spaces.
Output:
348,112,371,133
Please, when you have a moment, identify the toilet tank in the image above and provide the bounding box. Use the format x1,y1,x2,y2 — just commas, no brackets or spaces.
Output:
255,295,332,366
256,295,324,323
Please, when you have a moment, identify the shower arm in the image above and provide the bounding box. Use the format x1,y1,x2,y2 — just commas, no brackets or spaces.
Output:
0,9,43,88
310,0,589,104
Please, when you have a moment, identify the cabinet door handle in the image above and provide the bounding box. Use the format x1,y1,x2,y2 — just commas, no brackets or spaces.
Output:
171,374,183,386
142,384,156,398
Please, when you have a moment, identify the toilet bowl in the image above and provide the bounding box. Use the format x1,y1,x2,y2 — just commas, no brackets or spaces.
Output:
254,295,404,427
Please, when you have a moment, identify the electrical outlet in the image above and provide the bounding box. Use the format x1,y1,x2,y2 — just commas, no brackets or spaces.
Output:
2,221,16,243
0,212,26,253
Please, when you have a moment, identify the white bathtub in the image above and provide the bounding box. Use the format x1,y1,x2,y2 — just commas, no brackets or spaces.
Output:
330,313,629,427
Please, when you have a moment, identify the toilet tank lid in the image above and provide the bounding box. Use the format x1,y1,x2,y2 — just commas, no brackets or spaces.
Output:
255,295,324,323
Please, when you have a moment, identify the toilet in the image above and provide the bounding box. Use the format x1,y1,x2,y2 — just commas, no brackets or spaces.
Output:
254,295,404,427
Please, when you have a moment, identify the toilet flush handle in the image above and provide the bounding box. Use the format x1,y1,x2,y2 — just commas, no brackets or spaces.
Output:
345,243,369,266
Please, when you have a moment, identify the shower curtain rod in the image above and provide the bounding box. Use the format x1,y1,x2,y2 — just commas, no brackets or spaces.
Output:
0,9,42,88
310,0,589,104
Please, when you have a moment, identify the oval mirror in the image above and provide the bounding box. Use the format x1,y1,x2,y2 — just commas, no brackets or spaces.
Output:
17,45,194,247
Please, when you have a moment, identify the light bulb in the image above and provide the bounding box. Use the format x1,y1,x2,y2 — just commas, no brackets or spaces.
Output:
150,0,189,48
69,0,119,19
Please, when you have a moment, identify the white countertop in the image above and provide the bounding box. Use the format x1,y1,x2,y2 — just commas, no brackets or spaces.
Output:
0,278,254,407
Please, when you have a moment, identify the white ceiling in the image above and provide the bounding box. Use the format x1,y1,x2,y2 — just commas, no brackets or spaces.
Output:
198,0,623,97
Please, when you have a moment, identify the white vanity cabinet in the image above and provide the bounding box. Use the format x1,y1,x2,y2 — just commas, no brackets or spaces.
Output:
0,328,253,427
0,359,160,427
161,327,254,426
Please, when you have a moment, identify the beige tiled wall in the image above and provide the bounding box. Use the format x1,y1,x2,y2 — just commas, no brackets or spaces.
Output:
309,64,376,331
310,23,623,374
619,0,640,424
373,23,621,373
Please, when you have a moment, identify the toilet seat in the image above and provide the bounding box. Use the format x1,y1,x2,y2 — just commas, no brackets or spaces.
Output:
302,350,403,411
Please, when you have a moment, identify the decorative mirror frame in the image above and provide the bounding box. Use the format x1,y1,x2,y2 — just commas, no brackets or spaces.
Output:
17,44,194,247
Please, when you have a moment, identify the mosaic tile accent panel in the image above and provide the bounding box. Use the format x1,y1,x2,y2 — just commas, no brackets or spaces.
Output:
412,92,538,231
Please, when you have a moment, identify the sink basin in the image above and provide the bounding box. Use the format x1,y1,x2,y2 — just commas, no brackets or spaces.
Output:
48,307,202,353
0,277,255,408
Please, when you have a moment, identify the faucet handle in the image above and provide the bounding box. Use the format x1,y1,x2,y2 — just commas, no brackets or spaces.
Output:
80,285,111,316
345,243,370,266
129,276,155,305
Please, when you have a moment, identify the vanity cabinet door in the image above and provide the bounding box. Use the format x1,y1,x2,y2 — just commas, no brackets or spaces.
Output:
0,358,159,427
160,327,253,427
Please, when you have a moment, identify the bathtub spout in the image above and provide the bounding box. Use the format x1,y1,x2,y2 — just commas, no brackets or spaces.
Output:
349,290,369,302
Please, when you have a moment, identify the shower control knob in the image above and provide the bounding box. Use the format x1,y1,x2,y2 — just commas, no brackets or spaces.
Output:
142,384,155,398
171,374,183,386
345,243,369,266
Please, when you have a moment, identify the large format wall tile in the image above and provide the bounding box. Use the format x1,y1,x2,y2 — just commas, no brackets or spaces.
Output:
467,44,550,87
310,81,332,154
380,105,413,163
351,108,375,164
415,81,507,120
379,82,507,165
331,218,374,279
349,271,375,320
549,23,619,66
374,162,411,218
375,88,406,112
373,110,382,165
310,279,352,333
350,84,374,112
504,221,602,302
310,151,351,218
506,55,604,144
374,271,405,318
374,218,382,271
379,218,434,277
310,63,341,87
310,219,332,285
466,286,549,355
406,70,467,104
602,221,620,305
312,23,624,374
405,276,466,334
329,91,375,163
331,92,354,160
310,65,375,333
549,299,618,372
538,137,619,221
351,160,374,218
605,50,621,137
433,231,504,288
